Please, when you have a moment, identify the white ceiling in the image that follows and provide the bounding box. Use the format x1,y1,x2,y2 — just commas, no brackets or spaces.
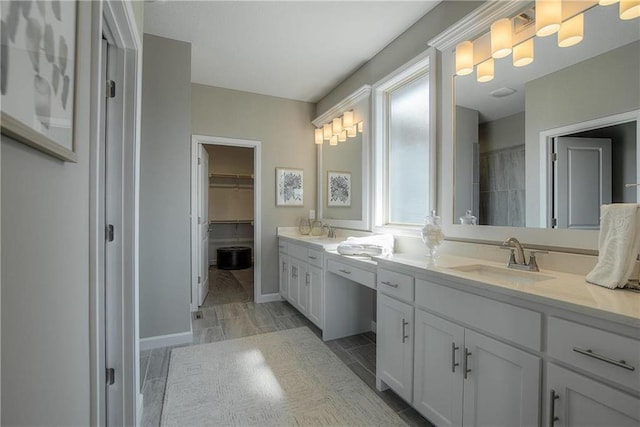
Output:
144,1,440,103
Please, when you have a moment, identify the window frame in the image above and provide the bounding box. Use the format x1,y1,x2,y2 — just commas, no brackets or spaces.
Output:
371,48,438,236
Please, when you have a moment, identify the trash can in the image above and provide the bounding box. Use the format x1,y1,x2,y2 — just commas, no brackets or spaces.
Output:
217,246,252,270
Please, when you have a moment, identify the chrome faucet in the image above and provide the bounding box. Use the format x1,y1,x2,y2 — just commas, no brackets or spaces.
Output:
501,237,547,272
322,224,335,238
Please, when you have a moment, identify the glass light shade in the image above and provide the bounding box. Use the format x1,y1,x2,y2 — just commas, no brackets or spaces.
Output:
332,117,342,135
338,130,347,142
476,58,494,83
347,126,357,137
535,0,562,37
599,0,619,4
323,123,332,140
620,0,640,19
329,135,338,146
491,18,513,58
513,39,534,66
455,41,474,76
558,14,584,47
357,121,364,133
314,128,323,144
342,111,354,129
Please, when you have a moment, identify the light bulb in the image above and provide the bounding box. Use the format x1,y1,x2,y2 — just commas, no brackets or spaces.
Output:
535,0,562,37
491,18,513,59
323,123,332,140
332,117,342,135
329,135,338,146
455,41,474,76
513,39,534,67
339,131,347,142
314,128,323,144
342,111,354,129
620,0,640,19
347,126,357,138
477,58,494,83
558,13,583,48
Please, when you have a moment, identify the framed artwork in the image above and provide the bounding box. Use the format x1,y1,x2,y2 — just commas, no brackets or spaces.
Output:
1,0,78,162
276,167,303,206
328,171,351,207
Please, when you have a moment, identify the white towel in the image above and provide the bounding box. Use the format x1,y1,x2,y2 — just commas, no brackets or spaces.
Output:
337,234,394,257
586,204,640,289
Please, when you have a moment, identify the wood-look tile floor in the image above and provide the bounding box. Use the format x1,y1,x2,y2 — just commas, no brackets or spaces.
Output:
140,270,433,426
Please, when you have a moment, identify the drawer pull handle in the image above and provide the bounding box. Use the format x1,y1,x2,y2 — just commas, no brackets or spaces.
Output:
572,347,635,371
339,269,351,275
549,390,559,425
402,319,409,343
451,343,460,372
463,348,472,379
308,255,317,260
381,280,399,288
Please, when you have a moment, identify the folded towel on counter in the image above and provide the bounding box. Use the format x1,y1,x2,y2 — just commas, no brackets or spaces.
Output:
337,234,394,257
586,204,640,289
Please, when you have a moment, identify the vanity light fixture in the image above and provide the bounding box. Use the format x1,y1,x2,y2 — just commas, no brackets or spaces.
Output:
314,128,323,144
332,117,342,135
338,130,347,142
455,41,474,76
513,39,534,66
329,135,338,146
535,0,562,37
323,123,332,140
491,18,513,58
357,121,364,133
558,13,584,47
620,0,640,19
347,126,357,138
599,0,619,5
342,111,354,130
477,58,494,83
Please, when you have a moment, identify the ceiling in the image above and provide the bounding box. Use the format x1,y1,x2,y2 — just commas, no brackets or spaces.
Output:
143,1,440,103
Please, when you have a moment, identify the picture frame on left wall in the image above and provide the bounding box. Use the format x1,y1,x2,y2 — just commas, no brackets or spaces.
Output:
1,0,78,162
276,167,304,206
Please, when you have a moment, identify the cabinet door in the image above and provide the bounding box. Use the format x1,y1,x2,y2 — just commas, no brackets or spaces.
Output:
307,264,323,328
547,364,640,427
377,293,414,403
279,254,289,299
462,329,540,427
413,309,464,427
297,262,309,315
288,257,303,309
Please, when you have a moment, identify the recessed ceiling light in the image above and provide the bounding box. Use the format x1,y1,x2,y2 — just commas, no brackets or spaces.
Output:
489,87,517,98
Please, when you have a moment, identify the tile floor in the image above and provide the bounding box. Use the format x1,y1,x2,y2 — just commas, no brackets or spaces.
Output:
139,268,433,427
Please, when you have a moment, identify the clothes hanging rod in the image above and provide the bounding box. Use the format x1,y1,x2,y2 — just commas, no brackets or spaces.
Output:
209,173,254,179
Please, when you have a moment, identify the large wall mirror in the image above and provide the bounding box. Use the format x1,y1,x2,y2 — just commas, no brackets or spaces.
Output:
314,85,371,231
453,3,639,231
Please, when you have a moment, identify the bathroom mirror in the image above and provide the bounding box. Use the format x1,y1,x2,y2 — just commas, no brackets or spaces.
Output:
453,4,639,230
314,85,371,231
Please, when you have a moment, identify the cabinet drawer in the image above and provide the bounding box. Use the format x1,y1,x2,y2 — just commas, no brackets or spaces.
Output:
328,259,375,289
378,268,413,302
548,317,640,391
288,243,306,261
306,248,323,267
415,279,541,351
278,240,288,254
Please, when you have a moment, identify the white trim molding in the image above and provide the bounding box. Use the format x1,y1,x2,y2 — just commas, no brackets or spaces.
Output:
312,85,371,128
140,331,193,352
191,135,262,311
255,293,283,304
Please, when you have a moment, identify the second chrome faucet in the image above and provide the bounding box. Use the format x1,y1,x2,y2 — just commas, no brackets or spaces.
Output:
501,237,547,272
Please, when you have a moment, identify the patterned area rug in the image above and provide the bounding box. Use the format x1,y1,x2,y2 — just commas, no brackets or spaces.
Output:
161,327,407,426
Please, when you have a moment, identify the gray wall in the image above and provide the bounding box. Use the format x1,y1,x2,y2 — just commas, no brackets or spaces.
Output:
455,106,479,220
191,84,316,296
1,3,93,424
525,41,640,226
479,112,525,153
139,35,192,339
316,1,481,116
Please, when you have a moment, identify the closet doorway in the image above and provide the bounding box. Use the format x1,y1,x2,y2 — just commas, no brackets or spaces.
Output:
190,135,262,311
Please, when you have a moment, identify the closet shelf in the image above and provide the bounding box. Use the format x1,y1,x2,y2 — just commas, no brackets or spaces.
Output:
209,173,254,179
209,184,254,189
209,219,254,225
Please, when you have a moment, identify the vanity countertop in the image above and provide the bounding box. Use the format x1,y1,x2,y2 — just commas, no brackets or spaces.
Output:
376,253,640,329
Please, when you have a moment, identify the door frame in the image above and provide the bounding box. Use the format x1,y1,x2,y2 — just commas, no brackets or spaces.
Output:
539,109,640,228
89,1,142,426
190,135,263,310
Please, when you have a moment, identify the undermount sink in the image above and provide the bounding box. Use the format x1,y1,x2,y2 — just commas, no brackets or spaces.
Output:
448,264,555,285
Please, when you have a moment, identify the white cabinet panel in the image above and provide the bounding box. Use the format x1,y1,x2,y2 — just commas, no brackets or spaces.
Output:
279,254,289,299
547,364,640,427
413,309,464,427
308,264,323,328
378,293,414,402
462,329,540,427
288,257,304,310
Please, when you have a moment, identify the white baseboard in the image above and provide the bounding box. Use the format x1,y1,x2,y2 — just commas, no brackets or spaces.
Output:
255,292,282,303
140,331,193,351
371,321,377,333
136,393,143,426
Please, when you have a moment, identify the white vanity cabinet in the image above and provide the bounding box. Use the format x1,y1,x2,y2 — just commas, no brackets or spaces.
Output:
278,241,289,299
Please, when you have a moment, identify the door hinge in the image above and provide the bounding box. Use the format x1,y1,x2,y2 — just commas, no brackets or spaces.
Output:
198,276,201,284
106,80,116,98
551,152,558,162
106,368,115,386
106,224,115,242
551,218,558,227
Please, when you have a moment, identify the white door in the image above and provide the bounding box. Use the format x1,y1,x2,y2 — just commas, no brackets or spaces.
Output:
307,264,323,328
197,145,209,305
555,137,612,229
413,309,464,427
377,293,414,402
462,329,540,427
547,364,640,427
